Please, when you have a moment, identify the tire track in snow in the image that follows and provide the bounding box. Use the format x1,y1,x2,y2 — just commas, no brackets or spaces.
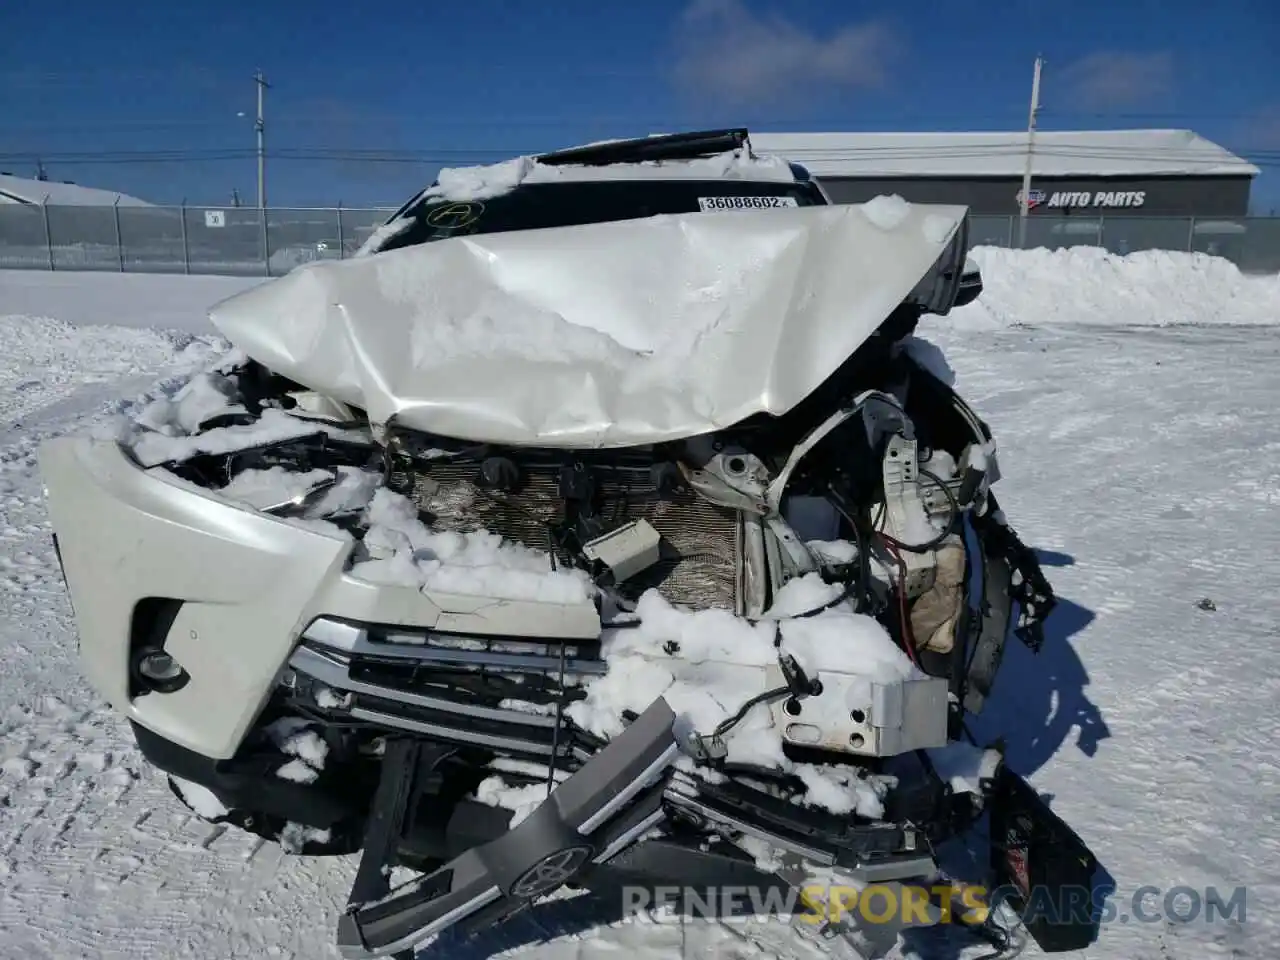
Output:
0,316,365,960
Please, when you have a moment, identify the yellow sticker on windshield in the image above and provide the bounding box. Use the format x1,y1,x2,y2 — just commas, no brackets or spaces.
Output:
426,202,484,229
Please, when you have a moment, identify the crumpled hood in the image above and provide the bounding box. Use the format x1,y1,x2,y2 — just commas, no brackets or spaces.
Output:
208,203,965,448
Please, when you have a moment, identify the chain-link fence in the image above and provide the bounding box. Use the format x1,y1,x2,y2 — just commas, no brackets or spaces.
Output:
968,214,1280,273
0,203,395,277
2,203,1279,276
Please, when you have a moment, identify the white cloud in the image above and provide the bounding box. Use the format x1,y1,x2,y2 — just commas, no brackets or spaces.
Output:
670,0,895,106
1057,51,1175,108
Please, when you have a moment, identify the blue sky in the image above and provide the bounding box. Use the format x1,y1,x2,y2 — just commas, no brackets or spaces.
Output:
4,0,1278,208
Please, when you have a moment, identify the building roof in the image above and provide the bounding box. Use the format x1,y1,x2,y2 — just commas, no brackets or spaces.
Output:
0,173,152,206
747,129,1260,179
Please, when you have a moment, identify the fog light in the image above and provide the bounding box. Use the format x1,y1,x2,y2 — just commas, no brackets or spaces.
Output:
133,647,190,694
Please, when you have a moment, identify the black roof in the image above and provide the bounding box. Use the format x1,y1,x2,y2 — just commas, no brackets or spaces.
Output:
536,129,751,167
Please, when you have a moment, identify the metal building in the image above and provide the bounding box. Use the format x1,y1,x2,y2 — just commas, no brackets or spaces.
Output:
749,129,1257,218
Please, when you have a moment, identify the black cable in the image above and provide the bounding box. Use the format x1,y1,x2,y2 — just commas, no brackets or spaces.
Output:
878,466,961,554
957,518,986,705
825,485,881,613
711,685,793,740
848,508,874,612
279,413,371,430
787,581,856,619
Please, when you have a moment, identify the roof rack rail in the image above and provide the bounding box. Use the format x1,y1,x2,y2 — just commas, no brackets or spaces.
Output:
536,129,750,167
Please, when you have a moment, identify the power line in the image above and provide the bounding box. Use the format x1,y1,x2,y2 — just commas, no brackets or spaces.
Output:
6,96,1280,138
6,147,1277,164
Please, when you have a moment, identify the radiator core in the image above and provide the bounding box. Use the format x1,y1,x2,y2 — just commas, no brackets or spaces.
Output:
400,461,742,612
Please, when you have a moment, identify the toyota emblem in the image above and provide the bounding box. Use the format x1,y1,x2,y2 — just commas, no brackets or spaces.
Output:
509,846,592,899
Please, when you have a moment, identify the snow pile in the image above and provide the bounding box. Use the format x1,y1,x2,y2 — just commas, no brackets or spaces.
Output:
951,245,1280,330
354,217,414,257
219,465,381,518
429,156,537,202
129,404,351,468
170,776,229,819
771,575,915,680
117,364,369,468
351,489,595,605
219,466,337,510
862,194,911,231
473,777,554,828
129,367,248,436
423,147,793,203
266,718,329,785
279,823,332,854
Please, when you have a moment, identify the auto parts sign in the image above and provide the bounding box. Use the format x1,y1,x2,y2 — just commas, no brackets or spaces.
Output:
1018,188,1147,210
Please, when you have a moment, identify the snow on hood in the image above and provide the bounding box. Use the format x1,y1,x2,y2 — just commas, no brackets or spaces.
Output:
208,202,965,448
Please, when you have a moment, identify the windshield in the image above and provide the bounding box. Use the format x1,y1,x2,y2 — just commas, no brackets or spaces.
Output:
377,178,826,253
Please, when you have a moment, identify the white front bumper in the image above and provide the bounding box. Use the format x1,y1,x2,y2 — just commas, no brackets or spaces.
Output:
38,437,601,760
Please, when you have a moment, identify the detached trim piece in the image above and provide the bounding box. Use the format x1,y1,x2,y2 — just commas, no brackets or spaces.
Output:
338,697,680,958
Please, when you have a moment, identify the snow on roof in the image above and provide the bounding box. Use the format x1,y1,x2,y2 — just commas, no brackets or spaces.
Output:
421,147,797,203
0,173,153,206
748,129,1260,179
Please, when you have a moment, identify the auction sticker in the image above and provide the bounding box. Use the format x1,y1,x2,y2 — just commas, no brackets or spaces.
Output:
698,196,799,212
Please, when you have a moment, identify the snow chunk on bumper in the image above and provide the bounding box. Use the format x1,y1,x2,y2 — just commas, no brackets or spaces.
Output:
771,575,918,686
209,203,966,448
351,489,593,604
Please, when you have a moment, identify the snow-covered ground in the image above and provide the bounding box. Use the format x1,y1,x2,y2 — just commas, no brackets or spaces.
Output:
0,251,1277,960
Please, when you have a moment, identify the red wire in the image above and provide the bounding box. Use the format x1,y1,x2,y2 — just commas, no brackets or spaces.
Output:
879,537,920,666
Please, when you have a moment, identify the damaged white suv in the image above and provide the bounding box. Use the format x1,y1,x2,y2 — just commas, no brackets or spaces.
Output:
40,130,1093,958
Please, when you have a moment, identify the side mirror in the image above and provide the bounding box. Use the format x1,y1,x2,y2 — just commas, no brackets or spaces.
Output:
954,257,983,308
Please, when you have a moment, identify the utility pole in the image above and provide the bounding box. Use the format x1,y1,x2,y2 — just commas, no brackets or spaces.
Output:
254,69,269,209
1017,55,1043,249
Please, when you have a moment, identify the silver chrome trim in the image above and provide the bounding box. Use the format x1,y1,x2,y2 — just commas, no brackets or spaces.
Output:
349,707,575,758
851,855,938,883
302,620,608,676
289,645,559,728
577,743,679,835
592,809,667,864
304,616,365,649
346,884,503,958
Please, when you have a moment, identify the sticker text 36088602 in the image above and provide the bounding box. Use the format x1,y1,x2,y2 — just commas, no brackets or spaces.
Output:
697,196,799,212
